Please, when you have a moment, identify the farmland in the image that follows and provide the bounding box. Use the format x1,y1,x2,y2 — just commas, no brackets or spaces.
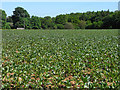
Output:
2,29,119,88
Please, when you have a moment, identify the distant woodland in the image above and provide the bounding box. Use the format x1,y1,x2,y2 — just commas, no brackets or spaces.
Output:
0,7,120,29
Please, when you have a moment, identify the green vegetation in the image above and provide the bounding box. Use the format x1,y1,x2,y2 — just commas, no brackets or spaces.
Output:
0,9,7,29
12,7,30,29
2,29,119,88
0,7,120,29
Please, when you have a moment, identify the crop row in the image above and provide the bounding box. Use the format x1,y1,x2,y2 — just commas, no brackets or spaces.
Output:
2,30,119,88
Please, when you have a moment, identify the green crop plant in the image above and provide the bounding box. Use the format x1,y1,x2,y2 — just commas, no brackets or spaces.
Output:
2,29,119,89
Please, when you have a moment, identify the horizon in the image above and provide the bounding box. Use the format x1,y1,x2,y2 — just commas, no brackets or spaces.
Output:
1,2,119,17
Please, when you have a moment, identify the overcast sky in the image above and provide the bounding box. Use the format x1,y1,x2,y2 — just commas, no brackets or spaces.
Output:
1,1,119,17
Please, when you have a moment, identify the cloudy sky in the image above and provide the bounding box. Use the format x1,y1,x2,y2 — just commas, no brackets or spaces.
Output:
1,0,119,17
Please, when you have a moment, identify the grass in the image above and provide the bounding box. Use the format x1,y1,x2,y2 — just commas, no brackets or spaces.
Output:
2,29,119,88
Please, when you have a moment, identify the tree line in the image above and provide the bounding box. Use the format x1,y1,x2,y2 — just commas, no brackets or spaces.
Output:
0,7,120,29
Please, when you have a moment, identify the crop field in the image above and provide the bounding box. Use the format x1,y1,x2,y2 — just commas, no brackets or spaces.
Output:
1,29,120,88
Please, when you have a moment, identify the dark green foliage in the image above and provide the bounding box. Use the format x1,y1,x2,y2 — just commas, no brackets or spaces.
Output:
102,11,120,29
0,10,2,28
0,9,7,29
7,16,13,22
56,24,64,29
40,16,57,29
78,20,86,29
64,22,74,29
103,15,113,29
86,20,93,29
30,16,41,29
5,23,11,29
1,7,120,29
12,7,30,29
55,14,67,25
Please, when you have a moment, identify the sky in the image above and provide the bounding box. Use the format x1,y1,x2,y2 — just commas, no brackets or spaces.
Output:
1,0,120,2
1,1,119,17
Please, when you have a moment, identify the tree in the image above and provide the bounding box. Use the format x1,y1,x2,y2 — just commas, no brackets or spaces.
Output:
96,21,103,29
48,23,57,29
116,12,120,29
102,15,113,29
7,16,13,22
55,14,67,25
64,22,74,29
78,20,86,29
5,23,11,29
56,24,64,29
12,7,30,29
113,11,120,29
30,16,41,29
2,7,120,29
0,9,7,29
44,16,53,29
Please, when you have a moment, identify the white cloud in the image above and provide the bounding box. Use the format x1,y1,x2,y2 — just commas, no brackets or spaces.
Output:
1,0,119,2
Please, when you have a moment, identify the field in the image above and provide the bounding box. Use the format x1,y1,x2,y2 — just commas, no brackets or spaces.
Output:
2,29,119,88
